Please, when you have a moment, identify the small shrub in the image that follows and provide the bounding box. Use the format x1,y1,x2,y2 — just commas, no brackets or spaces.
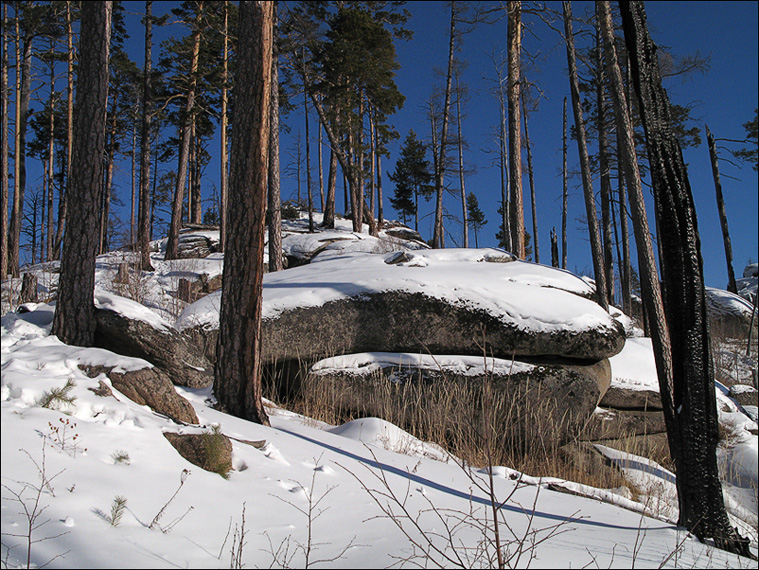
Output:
110,496,128,527
281,201,300,220
47,417,86,458
37,379,77,411
205,425,232,480
112,450,131,465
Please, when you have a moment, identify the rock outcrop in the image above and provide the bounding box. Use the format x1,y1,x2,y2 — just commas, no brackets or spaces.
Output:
94,308,213,389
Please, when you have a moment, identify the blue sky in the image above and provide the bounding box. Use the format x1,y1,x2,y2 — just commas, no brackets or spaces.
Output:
13,1,759,292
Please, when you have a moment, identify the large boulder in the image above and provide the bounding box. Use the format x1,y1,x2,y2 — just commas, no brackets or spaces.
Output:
706,286,758,338
179,250,626,364
94,307,213,389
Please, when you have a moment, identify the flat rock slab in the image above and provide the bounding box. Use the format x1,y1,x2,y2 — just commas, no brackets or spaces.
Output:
600,385,663,411
179,250,626,363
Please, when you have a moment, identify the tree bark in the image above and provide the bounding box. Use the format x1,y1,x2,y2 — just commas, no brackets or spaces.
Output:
563,1,608,310
138,0,154,271
323,148,337,229
706,125,737,294
215,0,273,426
507,0,524,258
219,0,229,251
267,1,282,272
304,84,314,232
455,72,468,248
52,0,111,347
618,1,750,555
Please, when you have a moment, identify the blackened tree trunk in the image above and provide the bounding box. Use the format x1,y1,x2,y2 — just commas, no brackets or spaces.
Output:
52,1,111,347
596,23,615,305
304,85,314,232
507,0,524,258
267,1,282,272
619,1,750,555
550,227,559,268
617,128,633,316
522,95,538,263
215,0,272,426
706,125,737,294
562,96,568,269
322,148,337,229
563,0,608,311
138,0,154,271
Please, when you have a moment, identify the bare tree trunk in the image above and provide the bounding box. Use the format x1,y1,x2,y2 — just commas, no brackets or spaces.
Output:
550,227,559,268
617,2,750,555
165,26,201,260
130,118,136,248
318,97,324,212
52,1,111,347
522,95,538,263
101,95,118,255
455,71,468,248
0,2,8,279
617,128,632,316
322,147,337,229
138,0,154,271
563,0,608,311
376,146,384,229
497,66,511,252
54,0,75,260
190,118,202,224
219,0,229,251
706,125,737,294
433,1,456,249
45,59,55,261
304,85,314,232
508,0,524,258
215,0,272,426
267,1,282,271
596,26,615,305
562,96,568,269
369,110,376,220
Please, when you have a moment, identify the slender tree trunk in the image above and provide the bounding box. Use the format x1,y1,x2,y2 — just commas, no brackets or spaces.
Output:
54,0,75,261
219,0,229,251
596,26,615,305
52,1,111,347
45,59,55,262
101,95,118,255
138,0,154,271
377,149,384,229
499,73,511,252
563,0,608,310
267,1,282,271
215,0,273,426
130,120,136,248
369,110,376,219
455,72,468,248
617,128,632,316
190,118,202,224
318,100,324,212
550,227,559,268
322,147,337,229
522,96,538,263
508,0,524,258
304,85,314,232
165,25,201,260
616,2,751,555
433,2,456,249
706,125,737,293
562,96,568,269
0,2,8,279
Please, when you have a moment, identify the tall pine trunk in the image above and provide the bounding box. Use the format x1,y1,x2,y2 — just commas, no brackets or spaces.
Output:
138,0,154,271
522,95,538,262
267,1,282,271
596,26,615,305
455,72,468,248
0,2,8,279
215,0,273,426
563,0,608,311
562,96,568,269
507,0,524,258
219,0,229,251
52,1,111,347
165,26,201,260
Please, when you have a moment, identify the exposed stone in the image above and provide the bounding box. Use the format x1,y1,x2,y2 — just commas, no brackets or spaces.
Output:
599,384,662,411
729,384,759,408
163,431,233,477
261,291,625,365
305,356,612,448
583,408,667,441
706,287,758,338
176,229,220,259
107,367,199,425
94,308,213,389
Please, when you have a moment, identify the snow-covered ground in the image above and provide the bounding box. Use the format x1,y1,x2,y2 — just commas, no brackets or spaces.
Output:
2,222,757,568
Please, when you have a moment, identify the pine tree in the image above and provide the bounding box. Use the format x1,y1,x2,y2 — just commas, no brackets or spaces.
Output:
466,192,486,248
389,130,432,231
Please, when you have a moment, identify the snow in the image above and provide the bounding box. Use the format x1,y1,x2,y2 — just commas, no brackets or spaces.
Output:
2,236,758,568
608,337,660,392
177,248,616,342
